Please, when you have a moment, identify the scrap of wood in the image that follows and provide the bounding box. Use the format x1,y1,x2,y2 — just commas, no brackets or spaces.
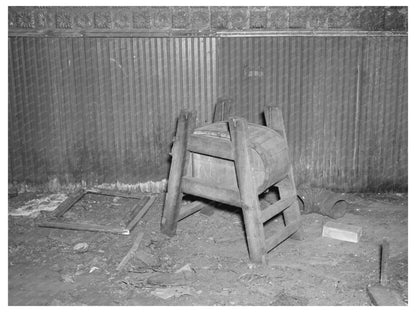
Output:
126,196,156,230
54,189,85,217
38,221,130,235
366,239,406,306
122,197,148,226
86,188,144,199
116,231,145,271
367,285,406,306
161,110,196,236
380,238,389,286
176,200,206,221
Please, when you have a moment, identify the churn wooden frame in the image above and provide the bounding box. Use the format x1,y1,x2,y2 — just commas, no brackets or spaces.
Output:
161,105,303,263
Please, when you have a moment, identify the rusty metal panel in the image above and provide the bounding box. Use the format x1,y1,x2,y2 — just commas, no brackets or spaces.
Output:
217,36,407,192
8,37,217,185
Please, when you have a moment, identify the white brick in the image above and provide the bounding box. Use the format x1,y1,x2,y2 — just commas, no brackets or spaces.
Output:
322,221,362,243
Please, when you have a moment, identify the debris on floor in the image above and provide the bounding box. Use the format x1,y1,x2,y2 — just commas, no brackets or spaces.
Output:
9,193,68,217
367,239,406,306
146,266,196,286
270,290,309,306
116,231,145,271
8,191,408,306
73,242,89,253
367,285,406,306
150,286,195,300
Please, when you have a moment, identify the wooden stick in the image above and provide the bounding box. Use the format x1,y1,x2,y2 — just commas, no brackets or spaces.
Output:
265,221,301,252
86,188,145,199
181,176,241,207
116,231,145,271
161,110,196,236
229,117,266,264
213,100,231,122
380,239,390,286
177,200,206,221
264,105,286,138
261,196,296,223
54,189,85,217
187,134,234,160
125,196,156,231
121,197,148,226
38,221,130,235
265,106,303,240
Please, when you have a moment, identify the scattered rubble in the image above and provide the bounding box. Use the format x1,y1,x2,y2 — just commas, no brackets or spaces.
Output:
73,243,89,253
9,194,67,217
8,191,408,305
150,286,195,300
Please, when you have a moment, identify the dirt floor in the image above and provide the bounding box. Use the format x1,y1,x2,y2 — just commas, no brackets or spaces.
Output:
8,190,408,306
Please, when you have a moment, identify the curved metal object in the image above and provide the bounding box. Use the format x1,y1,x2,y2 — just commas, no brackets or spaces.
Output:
297,188,348,219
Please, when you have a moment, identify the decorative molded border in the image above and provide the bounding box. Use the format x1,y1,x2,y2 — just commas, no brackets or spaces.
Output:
8,6,407,36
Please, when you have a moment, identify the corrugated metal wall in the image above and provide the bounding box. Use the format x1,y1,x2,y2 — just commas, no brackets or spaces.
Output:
217,36,407,191
8,35,407,192
8,37,217,185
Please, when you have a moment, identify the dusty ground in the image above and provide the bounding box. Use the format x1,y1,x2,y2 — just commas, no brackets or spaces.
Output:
8,190,408,306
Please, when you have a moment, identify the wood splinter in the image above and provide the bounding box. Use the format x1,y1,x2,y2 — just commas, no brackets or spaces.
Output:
116,231,145,271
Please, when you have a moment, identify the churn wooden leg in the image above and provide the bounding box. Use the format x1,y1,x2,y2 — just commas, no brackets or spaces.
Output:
264,105,286,137
279,168,305,240
229,117,267,264
161,110,196,236
265,105,304,240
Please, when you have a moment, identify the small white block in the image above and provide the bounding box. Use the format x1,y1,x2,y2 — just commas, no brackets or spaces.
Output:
322,221,362,243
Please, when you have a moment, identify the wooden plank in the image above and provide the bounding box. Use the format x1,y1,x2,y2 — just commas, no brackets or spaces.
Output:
161,110,196,236
279,170,304,241
261,196,296,223
266,105,303,242
213,99,231,122
116,231,145,271
274,174,297,198
187,134,234,160
287,200,305,241
121,197,149,227
54,189,85,217
266,107,304,240
264,105,286,137
367,285,406,306
266,220,300,252
229,117,266,264
176,200,206,221
380,239,390,286
191,97,230,218
38,221,130,235
86,188,145,199
125,196,157,231
181,176,241,207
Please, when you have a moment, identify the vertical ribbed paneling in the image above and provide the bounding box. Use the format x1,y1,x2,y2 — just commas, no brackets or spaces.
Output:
8,37,217,185
217,36,407,192
8,35,407,191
